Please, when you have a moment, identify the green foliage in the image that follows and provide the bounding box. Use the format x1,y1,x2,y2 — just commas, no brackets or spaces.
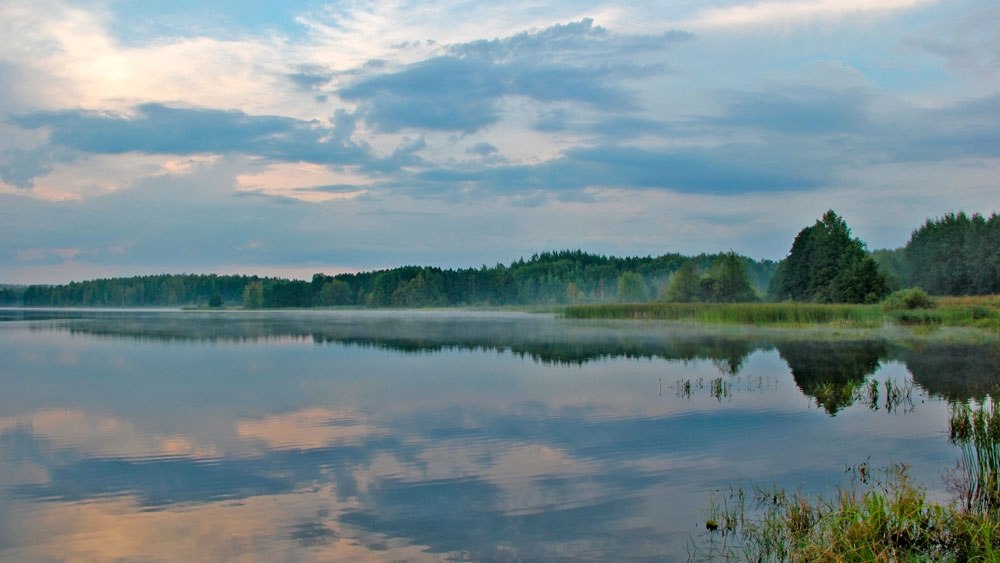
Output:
950,403,1000,514
664,260,701,302
695,463,1000,562
318,279,352,306
616,271,648,303
905,212,1000,295
208,293,223,308
21,274,259,307
871,248,906,292
702,251,758,302
769,210,889,304
242,281,264,309
663,253,757,303
565,302,884,327
0,286,25,305
14,251,774,309
883,288,936,311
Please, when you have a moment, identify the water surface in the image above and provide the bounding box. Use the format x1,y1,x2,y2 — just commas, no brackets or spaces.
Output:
1,309,996,561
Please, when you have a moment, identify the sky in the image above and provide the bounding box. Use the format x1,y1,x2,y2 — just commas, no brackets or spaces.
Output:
0,0,997,284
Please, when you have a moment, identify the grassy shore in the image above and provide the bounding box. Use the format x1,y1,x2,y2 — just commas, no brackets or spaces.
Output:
563,296,1000,331
692,404,1000,561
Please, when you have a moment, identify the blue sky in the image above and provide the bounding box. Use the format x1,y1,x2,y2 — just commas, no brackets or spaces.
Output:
1,0,997,283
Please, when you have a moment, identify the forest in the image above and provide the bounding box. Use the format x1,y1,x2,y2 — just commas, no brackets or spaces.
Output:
17,252,777,308
9,210,999,308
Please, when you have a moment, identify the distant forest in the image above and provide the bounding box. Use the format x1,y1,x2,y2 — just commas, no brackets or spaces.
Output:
14,251,777,308
7,210,999,308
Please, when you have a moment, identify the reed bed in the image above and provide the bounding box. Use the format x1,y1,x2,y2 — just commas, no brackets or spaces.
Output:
563,299,1000,331
693,463,1000,562
950,403,1000,514
692,405,1000,561
564,302,884,327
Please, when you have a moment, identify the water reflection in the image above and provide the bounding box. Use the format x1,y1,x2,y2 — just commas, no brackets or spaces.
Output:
11,309,999,404
777,341,888,414
0,310,996,560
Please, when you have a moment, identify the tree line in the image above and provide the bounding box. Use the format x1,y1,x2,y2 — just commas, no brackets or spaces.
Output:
15,251,777,308
9,209,997,308
20,274,264,307
874,212,1000,296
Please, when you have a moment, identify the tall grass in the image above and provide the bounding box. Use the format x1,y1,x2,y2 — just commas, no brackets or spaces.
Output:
564,302,884,327
692,462,1000,562
693,405,1000,561
950,403,1000,513
563,298,1000,331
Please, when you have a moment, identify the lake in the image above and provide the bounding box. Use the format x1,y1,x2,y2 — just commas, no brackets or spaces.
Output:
1,309,997,561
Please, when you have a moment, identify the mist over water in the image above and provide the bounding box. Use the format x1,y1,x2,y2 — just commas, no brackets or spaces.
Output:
0,310,994,560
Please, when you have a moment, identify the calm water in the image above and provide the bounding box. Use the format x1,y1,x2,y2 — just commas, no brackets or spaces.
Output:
1,309,998,561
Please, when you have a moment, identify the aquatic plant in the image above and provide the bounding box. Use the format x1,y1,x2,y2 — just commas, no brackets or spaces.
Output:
691,462,1000,562
564,302,884,327
949,403,1000,514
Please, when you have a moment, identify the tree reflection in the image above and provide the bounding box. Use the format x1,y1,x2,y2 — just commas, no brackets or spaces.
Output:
778,341,888,414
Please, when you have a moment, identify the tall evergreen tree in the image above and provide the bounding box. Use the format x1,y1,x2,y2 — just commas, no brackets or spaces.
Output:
770,210,888,303
905,212,1000,295
703,252,758,302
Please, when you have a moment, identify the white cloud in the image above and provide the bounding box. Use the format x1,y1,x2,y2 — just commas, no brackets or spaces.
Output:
0,0,321,117
0,153,219,201
683,0,937,30
235,162,372,202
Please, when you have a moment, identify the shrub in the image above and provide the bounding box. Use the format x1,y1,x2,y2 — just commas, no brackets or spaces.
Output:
882,288,935,311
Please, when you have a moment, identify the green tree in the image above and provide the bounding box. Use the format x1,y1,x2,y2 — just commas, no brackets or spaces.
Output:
208,293,223,308
664,260,701,302
319,279,353,306
703,252,757,302
617,272,647,303
243,281,264,309
770,210,888,303
904,212,1000,295
566,281,580,304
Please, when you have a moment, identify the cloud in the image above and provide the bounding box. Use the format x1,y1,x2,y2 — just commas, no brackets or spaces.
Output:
338,19,689,133
466,142,500,158
14,104,367,163
286,64,334,90
0,146,76,189
710,87,873,135
450,18,692,60
412,143,823,196
683,0,937,29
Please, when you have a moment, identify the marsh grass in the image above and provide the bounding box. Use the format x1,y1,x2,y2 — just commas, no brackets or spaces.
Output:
949,403,1000,513
564,298,1000,332
564,303,884,327
806,378,914,417
692,462,1000,562
693,405,1000,561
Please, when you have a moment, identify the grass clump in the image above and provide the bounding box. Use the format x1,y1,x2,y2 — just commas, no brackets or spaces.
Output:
692,404,1000,561
949,403,1000,514
693,463,1000,562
